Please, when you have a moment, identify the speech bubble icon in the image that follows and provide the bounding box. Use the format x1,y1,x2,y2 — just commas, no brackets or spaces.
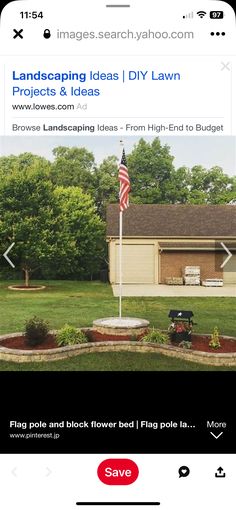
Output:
178,465,190,478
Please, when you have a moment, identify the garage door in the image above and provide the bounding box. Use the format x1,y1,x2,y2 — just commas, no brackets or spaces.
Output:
115,244,155,283
223,254,236,284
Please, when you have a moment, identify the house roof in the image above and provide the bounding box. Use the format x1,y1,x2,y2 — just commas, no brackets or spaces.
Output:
159,241,236,250
106,204,236,238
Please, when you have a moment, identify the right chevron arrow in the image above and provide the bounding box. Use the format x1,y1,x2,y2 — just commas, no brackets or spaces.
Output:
220,242,232,268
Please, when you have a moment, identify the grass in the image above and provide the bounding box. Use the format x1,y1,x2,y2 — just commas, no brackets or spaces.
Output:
0,280,235,371
0,280,116,334
0,352,236,371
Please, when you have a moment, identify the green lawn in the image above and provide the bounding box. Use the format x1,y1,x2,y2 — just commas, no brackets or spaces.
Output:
0,351,235,371
0,280,235,371
0,280,116,335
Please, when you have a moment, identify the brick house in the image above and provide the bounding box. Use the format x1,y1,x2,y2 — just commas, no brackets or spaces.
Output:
106,204,236,285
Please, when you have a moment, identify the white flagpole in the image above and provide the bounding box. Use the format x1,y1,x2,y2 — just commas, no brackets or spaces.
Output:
119,210,123,318
119,139,124,319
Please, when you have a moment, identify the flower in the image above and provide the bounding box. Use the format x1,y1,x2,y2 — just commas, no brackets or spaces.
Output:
168,321,192,334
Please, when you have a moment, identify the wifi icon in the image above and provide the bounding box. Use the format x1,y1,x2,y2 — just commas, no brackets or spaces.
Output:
197,10,207,18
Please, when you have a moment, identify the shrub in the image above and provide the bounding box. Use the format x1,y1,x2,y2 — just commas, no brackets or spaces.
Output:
142,328,169,344
179,340,192,349
56,324,87,346
25,316,49,346
209,326,221,349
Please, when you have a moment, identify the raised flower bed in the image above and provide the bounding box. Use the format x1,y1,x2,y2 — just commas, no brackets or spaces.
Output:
1,330,236,366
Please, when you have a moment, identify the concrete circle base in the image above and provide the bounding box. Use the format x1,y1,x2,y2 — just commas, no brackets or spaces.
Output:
92,317,150,336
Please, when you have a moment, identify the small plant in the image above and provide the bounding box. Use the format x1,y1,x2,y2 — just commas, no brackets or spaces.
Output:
168,320,193,343
179,340,192,349
56,324,87,346
142,328,169,344
209,326,221,349
168,321,192,334
25,316,49,346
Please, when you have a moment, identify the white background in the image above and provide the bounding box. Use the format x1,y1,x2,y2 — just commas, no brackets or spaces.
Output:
0,0,235,136
0,454,235,510
1,56,233,136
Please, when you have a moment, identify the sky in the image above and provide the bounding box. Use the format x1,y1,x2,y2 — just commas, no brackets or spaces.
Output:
0,135,235,176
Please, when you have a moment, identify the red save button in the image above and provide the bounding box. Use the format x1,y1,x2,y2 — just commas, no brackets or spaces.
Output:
97,458,139,485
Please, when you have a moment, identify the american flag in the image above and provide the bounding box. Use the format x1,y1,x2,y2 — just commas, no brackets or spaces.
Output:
118,148,130,212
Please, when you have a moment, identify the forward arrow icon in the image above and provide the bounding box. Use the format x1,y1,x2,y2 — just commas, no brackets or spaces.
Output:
3,242,15,268
45,467,52,477
220,242,232,268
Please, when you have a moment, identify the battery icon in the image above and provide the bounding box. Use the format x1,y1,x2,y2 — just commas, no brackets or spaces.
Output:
210,11,224,18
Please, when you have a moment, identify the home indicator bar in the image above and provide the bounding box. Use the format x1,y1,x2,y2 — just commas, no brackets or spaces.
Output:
76,503,161,507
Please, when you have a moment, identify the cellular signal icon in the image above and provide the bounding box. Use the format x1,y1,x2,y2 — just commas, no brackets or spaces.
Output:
183,11,194,19
197,10,207,18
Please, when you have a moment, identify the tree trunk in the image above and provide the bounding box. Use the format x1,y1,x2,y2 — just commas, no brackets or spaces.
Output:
23,268,30,287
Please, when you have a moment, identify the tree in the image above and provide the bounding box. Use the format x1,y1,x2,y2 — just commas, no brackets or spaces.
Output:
127,138,175,203
203,166,234,204
0,152,51,177
50,146,95,190
93,156,119,218
0,168,77,286
162,166,191,204
227,176,236,203
187,165,234,204
54,186,105,279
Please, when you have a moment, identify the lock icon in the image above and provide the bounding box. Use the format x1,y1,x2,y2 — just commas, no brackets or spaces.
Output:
43,29,51,39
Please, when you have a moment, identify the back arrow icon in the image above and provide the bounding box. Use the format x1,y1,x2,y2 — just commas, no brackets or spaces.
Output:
3,242,15,268
220,242,232,268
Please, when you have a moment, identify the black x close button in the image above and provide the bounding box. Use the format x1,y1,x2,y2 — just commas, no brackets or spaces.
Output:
13,29,23,39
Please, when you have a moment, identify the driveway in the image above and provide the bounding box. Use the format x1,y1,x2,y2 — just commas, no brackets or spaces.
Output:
112,284,236,297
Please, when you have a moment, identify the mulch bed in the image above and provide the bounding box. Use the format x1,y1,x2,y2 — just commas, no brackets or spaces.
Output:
0,332,236,353
172,334,236,353
8,285,44,289
0,334,57,350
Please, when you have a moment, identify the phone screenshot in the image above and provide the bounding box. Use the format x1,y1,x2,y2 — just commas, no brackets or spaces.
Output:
0,1,235,509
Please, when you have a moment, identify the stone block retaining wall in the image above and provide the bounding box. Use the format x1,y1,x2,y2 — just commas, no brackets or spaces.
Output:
0,332,236,366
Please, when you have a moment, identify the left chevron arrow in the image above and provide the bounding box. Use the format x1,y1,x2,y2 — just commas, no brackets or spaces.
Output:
3,242,15,268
